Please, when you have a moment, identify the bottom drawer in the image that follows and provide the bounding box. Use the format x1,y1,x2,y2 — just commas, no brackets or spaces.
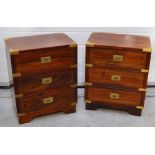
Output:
86,87,144,107
16,88,77,113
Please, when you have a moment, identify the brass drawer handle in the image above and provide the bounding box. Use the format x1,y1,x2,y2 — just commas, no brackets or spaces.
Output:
110,93,120,99
43,97,53,104
42,77,52,85
41,56,51,63
113,55,123,62
111,75,121,81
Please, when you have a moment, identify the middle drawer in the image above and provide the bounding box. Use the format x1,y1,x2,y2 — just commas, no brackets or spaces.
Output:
14,70,76,97
86,67,147,89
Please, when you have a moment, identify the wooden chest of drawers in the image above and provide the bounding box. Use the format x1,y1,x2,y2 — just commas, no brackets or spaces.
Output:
5,33,77,124
85,32,152,116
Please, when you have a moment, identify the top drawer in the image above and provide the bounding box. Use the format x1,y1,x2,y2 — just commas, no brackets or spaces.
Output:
11,47,77,78
87,48,150,69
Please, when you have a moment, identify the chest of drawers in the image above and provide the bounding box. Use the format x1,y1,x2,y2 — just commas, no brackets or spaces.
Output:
5,33,77,124
85,32,152,116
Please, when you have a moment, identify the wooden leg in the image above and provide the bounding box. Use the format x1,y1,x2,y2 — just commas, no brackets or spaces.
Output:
18,114,32,124
86,104,98,110
128,109,142,116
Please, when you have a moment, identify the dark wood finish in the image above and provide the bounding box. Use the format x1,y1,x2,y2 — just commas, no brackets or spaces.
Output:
87,67,147,89
85,32,152,116
5,33,77,124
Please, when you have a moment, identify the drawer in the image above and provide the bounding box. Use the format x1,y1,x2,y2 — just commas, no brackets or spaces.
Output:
16,88,77,113
87,67,147,89
88,48,149,69
14,70,77,96
11,47,77,78
86,87,143,107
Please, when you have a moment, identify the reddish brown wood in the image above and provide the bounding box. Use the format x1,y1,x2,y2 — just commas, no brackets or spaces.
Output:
5,33,77,124
85,32,151,116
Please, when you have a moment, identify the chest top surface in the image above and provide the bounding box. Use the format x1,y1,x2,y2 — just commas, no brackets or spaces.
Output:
88,32,151,50
5,33,75,51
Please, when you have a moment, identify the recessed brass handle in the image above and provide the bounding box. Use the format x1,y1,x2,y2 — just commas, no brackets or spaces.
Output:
110,93,120,99
41,56,51,63
42,77,52,85
43,97,53,104
111,75,121,81
113,55,123,62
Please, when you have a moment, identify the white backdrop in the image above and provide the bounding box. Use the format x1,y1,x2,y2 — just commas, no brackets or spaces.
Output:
0,27,155,86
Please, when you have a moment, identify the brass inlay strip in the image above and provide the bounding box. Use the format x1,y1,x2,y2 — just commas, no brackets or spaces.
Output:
70,64,77,69
141,69,149,73
9,49,20,55
15,94,24,98
86,41,94,47
85,64,93,68
85,82,92,86
69,42,77,48
136,106,144,110
138,88,146,92
143,48,152,52
85,100,92,104
13,73,22,78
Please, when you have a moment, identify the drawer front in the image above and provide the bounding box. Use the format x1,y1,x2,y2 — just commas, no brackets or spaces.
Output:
14,70,77,96
88,49,149,69
11,48,77,78
87,67,146,89
16,88,77,113
86,87,142,106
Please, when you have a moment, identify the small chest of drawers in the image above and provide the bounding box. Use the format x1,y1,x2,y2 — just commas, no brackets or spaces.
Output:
85,32,152,116
5,33,77,124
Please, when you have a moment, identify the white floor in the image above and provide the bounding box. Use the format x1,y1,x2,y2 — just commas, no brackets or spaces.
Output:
0,88,155,127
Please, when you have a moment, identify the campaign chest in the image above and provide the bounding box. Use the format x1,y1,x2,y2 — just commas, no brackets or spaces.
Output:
85,32,152,116
5,33,77,124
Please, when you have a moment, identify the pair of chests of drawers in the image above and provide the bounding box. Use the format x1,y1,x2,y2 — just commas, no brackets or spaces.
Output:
11,47,77,114
85,47,150,109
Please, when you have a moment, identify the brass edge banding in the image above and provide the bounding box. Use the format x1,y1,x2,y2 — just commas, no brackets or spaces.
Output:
85,100,92,104
69,42,77,48
70,102,76,106
9,49,20,55
138,88,146,92
143,48,152,52
70,84,78,88
13,73,22,78
141,69,149,73
85,64,93,68
136,106,144,110
17,113,26,117
15,94,24,98
85,82,93,86
86,41,94,47
70,64,77,69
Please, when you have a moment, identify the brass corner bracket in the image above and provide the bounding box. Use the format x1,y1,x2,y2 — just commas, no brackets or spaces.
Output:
85,100,92,104
86,64,93,68
85,82,93,86
86,41,94,47
143,48,152,52
70,64,77,69
13,73,22,78
141,69,149,73
9,49,20,55
138,88,146,92
70,42,77,48
136,106,144,110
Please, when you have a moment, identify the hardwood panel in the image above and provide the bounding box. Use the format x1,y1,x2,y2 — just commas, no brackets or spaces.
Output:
87,67,147,89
